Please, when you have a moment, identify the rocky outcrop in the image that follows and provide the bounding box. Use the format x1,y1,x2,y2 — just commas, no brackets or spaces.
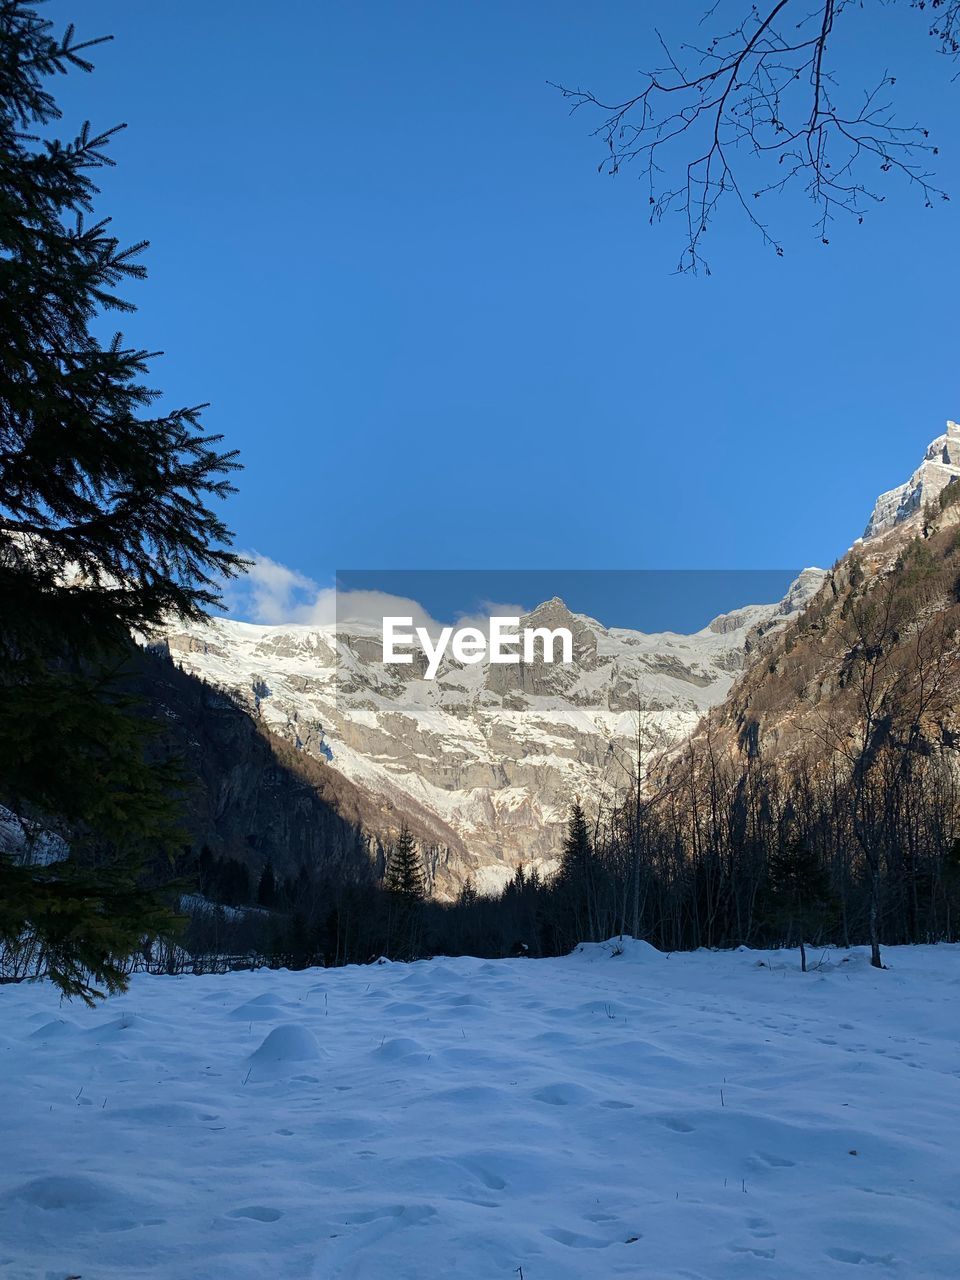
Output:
684,428,960,774
863,421,960,539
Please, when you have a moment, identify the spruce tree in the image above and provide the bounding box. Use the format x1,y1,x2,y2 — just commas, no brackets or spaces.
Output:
766,841,834,972
0,4,243,1001
555,801,597,945
383,826,425,960
257,861,278,909
560,805,592,883
384,826,425,901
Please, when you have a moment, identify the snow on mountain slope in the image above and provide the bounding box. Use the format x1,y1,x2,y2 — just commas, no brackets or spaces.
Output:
157,418,957,895
2,943,959,1279
160,577,823,896
863,420,960,539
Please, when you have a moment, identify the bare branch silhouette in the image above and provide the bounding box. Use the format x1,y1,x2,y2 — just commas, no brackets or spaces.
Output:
554,0,957,272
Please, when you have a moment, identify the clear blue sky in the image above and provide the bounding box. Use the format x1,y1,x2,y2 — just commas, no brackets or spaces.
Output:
45,1,960,616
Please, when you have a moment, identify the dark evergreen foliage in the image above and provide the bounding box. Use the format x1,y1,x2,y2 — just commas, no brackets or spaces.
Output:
384,826,426,902
764,841,835,971
0,3,243,1001
257,862,278,909
380,826,426,960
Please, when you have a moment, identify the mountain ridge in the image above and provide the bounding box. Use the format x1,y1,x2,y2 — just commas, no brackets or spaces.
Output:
863,420,960,540
159,576,824,896
155,420,956,898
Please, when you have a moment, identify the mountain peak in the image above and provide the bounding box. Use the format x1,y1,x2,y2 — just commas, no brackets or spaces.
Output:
863,420,960,540
523,596,578,627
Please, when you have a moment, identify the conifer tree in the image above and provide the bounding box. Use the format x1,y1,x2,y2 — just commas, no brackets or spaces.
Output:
455,876,478,910
560,805,591,881
766,841,834,972
0,4,243,1001
555,801,597,945
384,826,425,902
383,826,425,960
257,862,278,909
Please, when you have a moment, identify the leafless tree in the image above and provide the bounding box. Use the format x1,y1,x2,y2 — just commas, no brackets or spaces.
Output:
804,565,957,965
554,1,958,272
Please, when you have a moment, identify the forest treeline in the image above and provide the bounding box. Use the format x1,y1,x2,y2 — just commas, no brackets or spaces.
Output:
155,725,960,978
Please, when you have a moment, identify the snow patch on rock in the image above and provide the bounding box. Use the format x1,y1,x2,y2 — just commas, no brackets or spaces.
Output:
863,420,960,539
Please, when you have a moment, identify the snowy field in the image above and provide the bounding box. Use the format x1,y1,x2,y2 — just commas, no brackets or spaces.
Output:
1,942,959,1280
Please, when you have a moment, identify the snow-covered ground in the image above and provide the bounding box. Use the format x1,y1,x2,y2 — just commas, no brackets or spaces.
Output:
1,942,958,1280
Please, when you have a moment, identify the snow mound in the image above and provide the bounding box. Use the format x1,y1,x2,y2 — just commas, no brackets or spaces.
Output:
245,1023,323,1078
229,992,291,1020
570,937,664,963
82,1012,144,1036
27,1018,77,1040
373,1036,429,1061
748,945,884,975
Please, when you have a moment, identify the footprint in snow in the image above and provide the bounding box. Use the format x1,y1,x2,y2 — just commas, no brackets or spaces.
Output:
730,1244,777,1260
826,1247,897,1266
341,1204,436,1227
656,1115,695,1133
750,1151,796,1168
544,1226,616,1250
227,1205,283,1222
533,1082,593,1106
746,1216,776,1239
454,1158,507,1191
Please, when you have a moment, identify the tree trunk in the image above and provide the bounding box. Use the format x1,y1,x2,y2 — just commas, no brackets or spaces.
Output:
631,826,641,939
869,869,883,969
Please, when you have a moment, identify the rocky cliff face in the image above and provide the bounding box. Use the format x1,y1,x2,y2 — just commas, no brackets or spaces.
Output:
158,577,823,898
863,421,960,539
685,423,960,773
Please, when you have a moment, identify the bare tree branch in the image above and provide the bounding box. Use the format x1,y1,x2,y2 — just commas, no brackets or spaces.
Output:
554,0,956,272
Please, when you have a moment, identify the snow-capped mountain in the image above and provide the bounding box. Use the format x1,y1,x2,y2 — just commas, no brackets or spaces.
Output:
680,419,960,795
863,420,960,539
160,575,824,897
157,420,956,897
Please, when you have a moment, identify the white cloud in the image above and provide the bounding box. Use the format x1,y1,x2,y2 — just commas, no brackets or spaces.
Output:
333,588,439,633
224,553,322,624
223,555,443,633
223,558,536,638
453,600,531,635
